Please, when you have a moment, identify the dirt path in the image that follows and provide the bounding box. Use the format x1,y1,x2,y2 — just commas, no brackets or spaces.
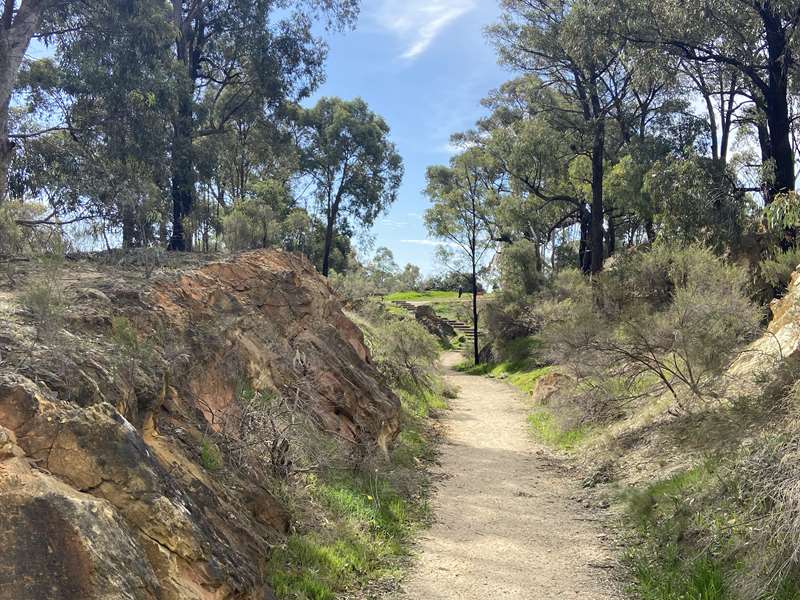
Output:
397,352,618,599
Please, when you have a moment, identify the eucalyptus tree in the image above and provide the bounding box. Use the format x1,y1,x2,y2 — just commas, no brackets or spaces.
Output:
7,0,175,245
625,0,799,200
425,148,502,364
474,77,589,269
165,0,359,250
488,0,632,273
293,97,403,277
0,0,51,203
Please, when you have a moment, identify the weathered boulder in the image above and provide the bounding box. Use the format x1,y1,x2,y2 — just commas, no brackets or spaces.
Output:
414,304,455,343
531,371,568,405
728,267,800,395
0,250,400,599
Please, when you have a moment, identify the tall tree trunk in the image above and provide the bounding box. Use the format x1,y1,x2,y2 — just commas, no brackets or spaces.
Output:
606,205,615,257
0,0,46,203
122,206,136,248
321,216,335,277
762,7,796,200
590,110,605,273
471,261,479,366
0,104,12,202
764,84,795,199
168,68,194,251
579,204,590,272
644,218,656,244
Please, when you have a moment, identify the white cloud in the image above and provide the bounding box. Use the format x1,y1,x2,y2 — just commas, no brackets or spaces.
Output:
400,239,459,248
371,0,476,60
380,218,409,229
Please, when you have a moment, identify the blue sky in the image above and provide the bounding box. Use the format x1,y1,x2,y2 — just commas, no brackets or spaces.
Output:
313,0,507,275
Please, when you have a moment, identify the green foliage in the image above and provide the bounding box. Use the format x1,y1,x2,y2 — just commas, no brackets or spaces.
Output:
764,192,800,231
644,155,751,252
623,463,732,600
759,247,800,291
199,439,223,471
365,317,441,393
294,97,404,275
268,377,442,600
541,244,762,402
527,411,589,451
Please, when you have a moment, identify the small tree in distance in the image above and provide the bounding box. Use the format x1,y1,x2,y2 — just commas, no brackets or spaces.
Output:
295,97,404,277
425,148,499,365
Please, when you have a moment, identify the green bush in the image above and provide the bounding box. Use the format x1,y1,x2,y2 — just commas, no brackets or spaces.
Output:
759,247,800,292
541,244,762,403
199,439,223,471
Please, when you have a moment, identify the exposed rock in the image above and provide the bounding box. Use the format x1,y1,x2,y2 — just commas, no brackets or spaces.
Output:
728,267,800,395
531,371,568,404
478,343,494,365
414,304,455,343
0,250,400,599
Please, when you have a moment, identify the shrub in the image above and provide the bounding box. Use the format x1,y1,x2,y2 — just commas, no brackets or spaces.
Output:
199,439,223,471
759,246,800,292
541,244,762,404
328,268,379,307
369,319,440,393
20,257,66,336
0,201,67,255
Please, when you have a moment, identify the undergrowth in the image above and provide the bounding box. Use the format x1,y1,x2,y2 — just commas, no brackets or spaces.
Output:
268,306,446,599
383,290,460,301
622,458,800,600
527,410,589,450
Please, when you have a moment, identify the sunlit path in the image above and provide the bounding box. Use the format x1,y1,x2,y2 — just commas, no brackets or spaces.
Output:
397,352,617,600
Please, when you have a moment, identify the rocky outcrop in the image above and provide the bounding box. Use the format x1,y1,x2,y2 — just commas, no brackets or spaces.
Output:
727,267,800,395
414,304,455,343
0,250,400,599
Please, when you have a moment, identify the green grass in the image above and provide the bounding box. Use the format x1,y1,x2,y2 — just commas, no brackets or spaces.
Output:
456,336,548,393
268,385,443,599
527,410,589,450
199,439,223,471
622,463,735,600
383,290,461,301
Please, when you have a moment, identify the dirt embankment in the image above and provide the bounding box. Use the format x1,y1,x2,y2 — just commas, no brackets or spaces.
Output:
0,250,400,599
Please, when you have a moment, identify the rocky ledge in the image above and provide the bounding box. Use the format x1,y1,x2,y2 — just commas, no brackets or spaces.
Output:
0,250,400,599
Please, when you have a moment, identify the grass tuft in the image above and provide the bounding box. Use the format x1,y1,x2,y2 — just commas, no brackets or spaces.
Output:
267,384,443,599
527,410,589,450
383,290,461,302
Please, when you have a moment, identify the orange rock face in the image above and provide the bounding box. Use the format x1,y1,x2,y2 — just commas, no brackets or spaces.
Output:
0,250,400,599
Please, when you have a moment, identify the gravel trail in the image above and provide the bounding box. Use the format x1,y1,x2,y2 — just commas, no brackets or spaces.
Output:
397,352,618,599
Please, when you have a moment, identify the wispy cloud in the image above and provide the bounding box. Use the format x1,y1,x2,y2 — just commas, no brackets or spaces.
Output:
380,218,409,229
401,239,459,248
372,0,476,60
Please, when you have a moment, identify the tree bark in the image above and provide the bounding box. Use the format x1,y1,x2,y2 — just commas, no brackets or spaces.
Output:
0,103,12,202
589,108,605,273
321,215,335,277
762,7,796,200
764,84,795,199
579,203,590,272
0,0,46,202
168,48,195,251
471,262,479,366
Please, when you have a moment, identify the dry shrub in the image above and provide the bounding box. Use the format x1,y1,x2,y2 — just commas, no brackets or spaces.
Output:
365,317,440,393
207,382,347,481
540,244,762,407
732,428,800,595
19,257,66,337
